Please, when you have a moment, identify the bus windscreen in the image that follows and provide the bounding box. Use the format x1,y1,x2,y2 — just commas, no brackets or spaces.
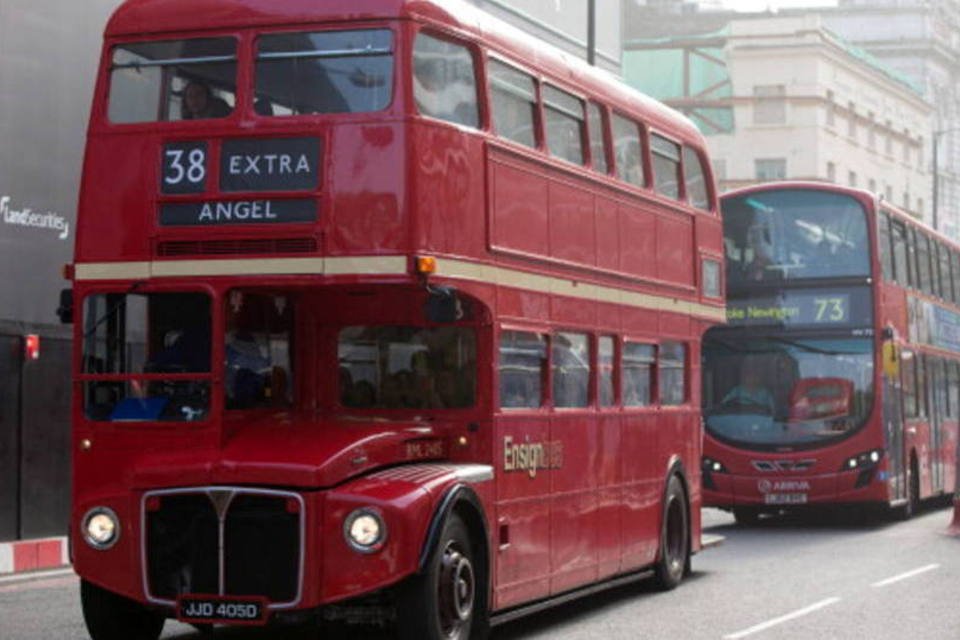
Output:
722,190,870,286
702,336,874,449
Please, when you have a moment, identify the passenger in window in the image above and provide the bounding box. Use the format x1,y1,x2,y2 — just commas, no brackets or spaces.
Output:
181,81,231,120
744,223,774,281
225,331,271,408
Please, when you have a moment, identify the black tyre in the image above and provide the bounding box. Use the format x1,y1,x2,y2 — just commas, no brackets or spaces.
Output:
397,514,485,640
80,580,165,640
654,475,690,591
733,507,760,526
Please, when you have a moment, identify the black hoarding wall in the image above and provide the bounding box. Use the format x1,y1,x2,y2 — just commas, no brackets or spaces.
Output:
0,0,124,541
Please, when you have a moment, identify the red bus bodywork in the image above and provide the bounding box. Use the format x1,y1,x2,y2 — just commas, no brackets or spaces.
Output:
69,0,724,634
703,182,958,520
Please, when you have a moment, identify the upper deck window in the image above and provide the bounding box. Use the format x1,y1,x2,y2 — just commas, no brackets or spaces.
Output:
684,146,710,210
611,113,644,187
651,134,681,200
490,60,537,149
543,86,585,165
413,33,479,128
108,38,237,123
255,29,393,116
587,103,609,174
722,189,870,287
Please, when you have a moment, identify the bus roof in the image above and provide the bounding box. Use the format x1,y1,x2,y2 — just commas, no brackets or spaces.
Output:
105,0,704,144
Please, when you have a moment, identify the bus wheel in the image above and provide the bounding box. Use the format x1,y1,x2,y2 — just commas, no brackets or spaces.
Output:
80,580,164,640
398,514,481,640
654,475,689,591
733,507,760,526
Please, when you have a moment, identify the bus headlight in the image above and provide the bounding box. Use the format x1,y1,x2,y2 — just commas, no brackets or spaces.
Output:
82,507,120,550
344,508,387,553
841,448,884,471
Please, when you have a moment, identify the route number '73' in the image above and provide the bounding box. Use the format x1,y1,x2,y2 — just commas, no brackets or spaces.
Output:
814,297,846,322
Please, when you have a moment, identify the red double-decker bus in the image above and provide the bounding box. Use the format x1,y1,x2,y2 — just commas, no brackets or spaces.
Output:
703,181,958,524
66,1,724,637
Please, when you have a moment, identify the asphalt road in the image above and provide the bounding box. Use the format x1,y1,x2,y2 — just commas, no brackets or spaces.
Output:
2,505,958,639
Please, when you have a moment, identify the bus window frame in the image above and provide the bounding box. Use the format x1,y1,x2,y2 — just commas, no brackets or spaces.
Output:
649,129,684,202
102,32,243,127
487,55,542,151
610,110,649,190
586,101,612,175
253,24,398,119
77,282,219,427
878,211,894,282
682,145,712,212
597,334,618,409
542,83,588,167
621,339,657,410
498,325,550,412
551,329,593,410
658,341,688,407
410,27,484,130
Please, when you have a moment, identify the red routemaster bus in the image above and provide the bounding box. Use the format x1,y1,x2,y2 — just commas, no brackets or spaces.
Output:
703,181,958,524
66,1,724,637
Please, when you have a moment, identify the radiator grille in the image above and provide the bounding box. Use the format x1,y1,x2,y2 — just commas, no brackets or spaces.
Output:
145,489,302,606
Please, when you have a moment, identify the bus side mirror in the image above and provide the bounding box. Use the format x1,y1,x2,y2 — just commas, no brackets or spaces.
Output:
57,289,73,324
424,287,462,323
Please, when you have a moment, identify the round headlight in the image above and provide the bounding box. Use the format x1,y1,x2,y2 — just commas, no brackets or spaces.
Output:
344,509,386,553
82,507,120,550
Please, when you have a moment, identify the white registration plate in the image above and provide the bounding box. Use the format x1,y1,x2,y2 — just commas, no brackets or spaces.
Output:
764,492,808,505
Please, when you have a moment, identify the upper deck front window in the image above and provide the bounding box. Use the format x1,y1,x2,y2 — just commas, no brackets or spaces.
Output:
255,29,394,116
108,38,237,123
722,189,870,287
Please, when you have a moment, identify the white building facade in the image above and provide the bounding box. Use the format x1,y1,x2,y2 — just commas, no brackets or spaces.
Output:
706,16,932,221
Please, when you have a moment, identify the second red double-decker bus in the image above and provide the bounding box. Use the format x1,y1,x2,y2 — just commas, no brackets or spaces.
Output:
703,181,958,523
67,0,725,638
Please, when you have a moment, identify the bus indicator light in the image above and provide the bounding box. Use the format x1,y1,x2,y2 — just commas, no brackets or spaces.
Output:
416,256,437,275
24,334,40,361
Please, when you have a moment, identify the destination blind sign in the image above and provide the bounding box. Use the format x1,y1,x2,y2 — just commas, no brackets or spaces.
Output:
160,137,321,226
726,287,872,329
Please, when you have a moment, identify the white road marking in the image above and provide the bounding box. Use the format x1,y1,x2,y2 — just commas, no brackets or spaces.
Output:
723,597,842,639
0,568,75,585
871,563,940,588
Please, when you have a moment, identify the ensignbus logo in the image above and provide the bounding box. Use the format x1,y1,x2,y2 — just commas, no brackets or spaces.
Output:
1,195,70,240
503,436,564,478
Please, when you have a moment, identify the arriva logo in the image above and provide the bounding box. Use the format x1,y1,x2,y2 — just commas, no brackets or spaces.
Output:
757,479,811,493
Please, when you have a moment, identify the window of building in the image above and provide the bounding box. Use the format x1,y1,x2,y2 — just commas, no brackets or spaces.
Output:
553,332,590,408
499,330,546,409
652,134,682,199
622,342,654,407
885,185,893,202
544,85,585,165
753,85,786,125
826,161,836,183
825,90,835,127
885,120,893,155
847,102,857,139
659,342,686,406
599,336,615,407
903,130,911,164
755,158,786,181
868,178,877,193
612,113,645,187
490,60,537,148
683,147,710,210
412,33,479,128
868,112,876,149
848,171,857,188
587,102,609,174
